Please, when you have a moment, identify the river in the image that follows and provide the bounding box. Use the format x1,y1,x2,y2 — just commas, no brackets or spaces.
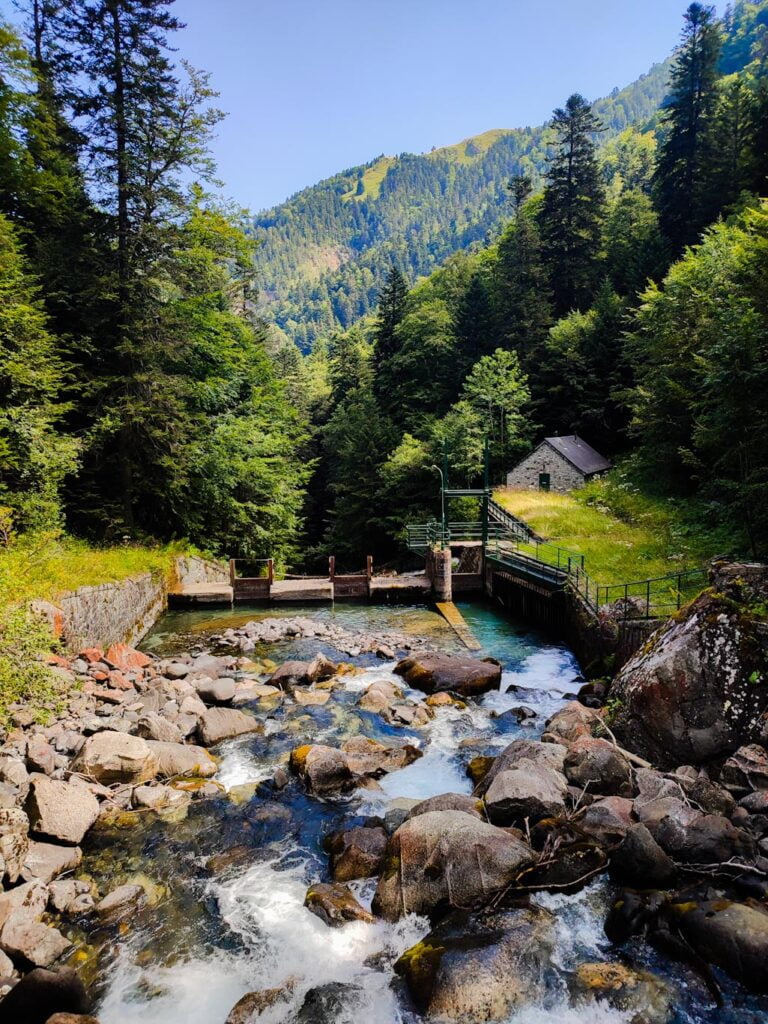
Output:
77,600,763,1024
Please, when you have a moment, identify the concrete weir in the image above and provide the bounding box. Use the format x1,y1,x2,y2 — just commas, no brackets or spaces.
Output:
435,601,482,650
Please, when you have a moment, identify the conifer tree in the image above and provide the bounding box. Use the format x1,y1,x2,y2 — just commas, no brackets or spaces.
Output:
495,206,553,367
539,94,605,314
653,3,722,250
372,263,407,400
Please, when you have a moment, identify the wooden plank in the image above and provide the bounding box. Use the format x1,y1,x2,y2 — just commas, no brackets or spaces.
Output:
435,601,482,651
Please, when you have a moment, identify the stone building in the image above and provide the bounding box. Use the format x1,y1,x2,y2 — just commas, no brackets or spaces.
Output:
506,435,612,493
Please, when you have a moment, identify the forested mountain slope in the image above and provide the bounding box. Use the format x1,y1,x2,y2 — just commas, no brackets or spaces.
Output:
253,59,674,349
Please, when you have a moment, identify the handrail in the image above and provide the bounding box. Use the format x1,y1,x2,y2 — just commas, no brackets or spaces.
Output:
405,515,707,621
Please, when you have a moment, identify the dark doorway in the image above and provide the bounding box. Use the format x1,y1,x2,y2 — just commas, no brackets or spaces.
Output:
539,472,551,491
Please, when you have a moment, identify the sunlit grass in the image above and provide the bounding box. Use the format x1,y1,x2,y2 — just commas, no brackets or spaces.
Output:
494,482,715,586
0,533,186,613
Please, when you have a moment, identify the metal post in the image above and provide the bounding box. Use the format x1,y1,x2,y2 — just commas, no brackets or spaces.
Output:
329,555,335,580
646,580,651,619
430,465,446,549
268,558,274,585
229,559,236,587
481,436,489,555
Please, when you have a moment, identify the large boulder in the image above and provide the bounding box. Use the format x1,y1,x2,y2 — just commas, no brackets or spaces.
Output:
372,810,534,920
668,898,768,992
563,738,632,797
304,883,373,927
542,702,602,746
340,736,421,777
474,738,567,798
394,653,501,697
269,654,336,690
610,590,768,768
407,793,484,821
197,709,261,746
720,744,768,793
289,745,354,797
22,842,82,885
71,732,158,785
652,812,756,864
608,823,677,888
484,763,568,825
357,680,403,713
144,741,217,779
394,906,554,1020
0,911,71,967
328,826,387,881
571,962,677,1024
0,966,91,1024
25,776,99,845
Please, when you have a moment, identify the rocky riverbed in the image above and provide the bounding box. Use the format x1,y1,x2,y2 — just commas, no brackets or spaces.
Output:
0,591,767,1024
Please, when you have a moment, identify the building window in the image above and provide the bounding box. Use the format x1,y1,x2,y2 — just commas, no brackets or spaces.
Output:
539,472,551,491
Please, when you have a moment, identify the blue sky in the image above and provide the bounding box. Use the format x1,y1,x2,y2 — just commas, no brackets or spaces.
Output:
177,0,688,211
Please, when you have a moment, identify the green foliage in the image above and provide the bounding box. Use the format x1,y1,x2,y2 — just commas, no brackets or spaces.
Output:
0,213,78,531
0,606,62,726
539,94,606,314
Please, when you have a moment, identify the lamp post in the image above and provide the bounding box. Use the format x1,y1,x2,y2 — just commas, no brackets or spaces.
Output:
430,464,446,549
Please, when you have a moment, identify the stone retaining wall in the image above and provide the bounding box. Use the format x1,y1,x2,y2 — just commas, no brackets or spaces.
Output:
33,553,228,652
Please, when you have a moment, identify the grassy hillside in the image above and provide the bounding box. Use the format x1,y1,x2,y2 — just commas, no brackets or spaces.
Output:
253,59,673,351
494,482,720,587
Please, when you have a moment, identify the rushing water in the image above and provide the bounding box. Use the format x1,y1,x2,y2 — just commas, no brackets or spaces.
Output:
79,600,763,1024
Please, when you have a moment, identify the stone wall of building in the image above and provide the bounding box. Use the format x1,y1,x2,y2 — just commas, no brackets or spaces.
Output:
506,443,585,493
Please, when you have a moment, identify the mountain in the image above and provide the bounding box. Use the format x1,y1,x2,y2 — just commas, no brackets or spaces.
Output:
252,58,672,351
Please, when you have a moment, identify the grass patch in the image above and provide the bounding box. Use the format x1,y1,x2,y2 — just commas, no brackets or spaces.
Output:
342,156,397,202
0,532,186,613
494,478,721,587
0,532,190,727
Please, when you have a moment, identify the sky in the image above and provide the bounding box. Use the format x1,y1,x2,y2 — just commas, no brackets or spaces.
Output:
170,0,689,211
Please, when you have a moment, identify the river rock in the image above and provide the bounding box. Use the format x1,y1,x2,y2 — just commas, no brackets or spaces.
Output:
26,736,55,776
721,744,768,793
542,701,602,746
270,654,337,689
0,966,91,1024
289,745,354,796
197,708,261,746
22,841,82,885
293,982,365,1024
380,699,432,727
0,756,29,800
0,911,71,967
0,882,48,930
571,961,676,1024
395,906,554,1020
341,736,421,777
292,688,330,706
225,985,293,1023
372,810,534,920
357,680,403,713
71,732,158,785
669,898,768,992
25,776,99,845
195,677,236,705
407,793,484,820
394,652,501,696
304,882,374,926
95,883,145,923
48,880,93,916
578,796,634,845
144,740,217,779
131,784,191,812
104,643,151,672
136,713,183,744
0,808,30,883
676,768,738,817
563,737,632,797
609,823,677,887
328,826,387,881
484,763,568,825
610,590,768,768
652,811,756,864
474,739,567,798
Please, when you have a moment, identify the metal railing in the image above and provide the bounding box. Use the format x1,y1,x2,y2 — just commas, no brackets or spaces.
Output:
405,515,708,621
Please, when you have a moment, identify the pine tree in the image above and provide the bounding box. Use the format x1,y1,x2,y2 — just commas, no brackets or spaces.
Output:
495,205,554,368
372,263,407,401
707,77,756,214
653,3,722,251
506,173,532,214
539,94,606,314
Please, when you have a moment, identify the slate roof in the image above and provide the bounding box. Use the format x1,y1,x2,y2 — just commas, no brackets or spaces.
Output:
544,435,612,476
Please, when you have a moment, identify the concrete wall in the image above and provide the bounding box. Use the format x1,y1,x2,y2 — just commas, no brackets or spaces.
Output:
506,442,586,493
33,554,228,652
